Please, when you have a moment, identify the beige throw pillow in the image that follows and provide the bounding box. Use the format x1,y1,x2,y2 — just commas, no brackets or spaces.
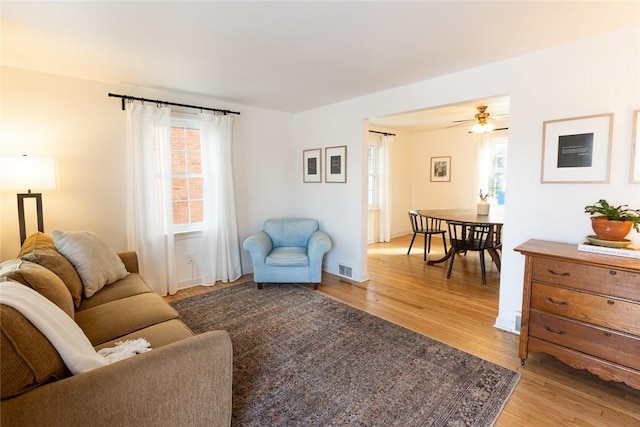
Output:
0,260,75,318
53,231,129,298
18,231,84,308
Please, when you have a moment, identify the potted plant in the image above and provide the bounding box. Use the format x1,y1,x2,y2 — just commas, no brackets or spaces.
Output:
477,190,492,215
584,199,640,241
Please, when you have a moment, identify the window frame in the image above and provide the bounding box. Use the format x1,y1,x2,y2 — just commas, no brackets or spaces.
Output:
171,113,204,233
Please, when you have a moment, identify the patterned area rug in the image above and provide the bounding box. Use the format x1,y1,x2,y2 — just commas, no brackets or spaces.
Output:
171,282,520,426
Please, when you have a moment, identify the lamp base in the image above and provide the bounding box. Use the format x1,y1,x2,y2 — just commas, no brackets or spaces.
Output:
17,192,44,245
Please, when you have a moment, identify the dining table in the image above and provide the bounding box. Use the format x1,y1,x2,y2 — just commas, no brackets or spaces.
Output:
418,208,504,270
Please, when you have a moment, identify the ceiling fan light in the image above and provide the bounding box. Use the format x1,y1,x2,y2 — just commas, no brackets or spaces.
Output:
471,123,494,133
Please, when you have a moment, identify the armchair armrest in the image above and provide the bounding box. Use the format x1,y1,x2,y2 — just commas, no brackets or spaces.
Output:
1,331,233,427
308,230,332,260
242,231,273,261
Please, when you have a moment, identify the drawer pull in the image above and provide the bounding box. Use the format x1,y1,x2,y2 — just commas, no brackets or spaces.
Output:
544,326,567,335
607,300,615,305
604,332,612,337
546,296,569,306
609,270,617,276
547,269,570,277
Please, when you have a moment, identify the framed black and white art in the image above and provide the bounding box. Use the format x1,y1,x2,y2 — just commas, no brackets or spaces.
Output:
541,113,613,183
303,148,322,183
325,145,347,183
430,156,451,182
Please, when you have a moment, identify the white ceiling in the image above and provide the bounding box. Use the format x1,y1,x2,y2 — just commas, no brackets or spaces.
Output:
2,1,639,129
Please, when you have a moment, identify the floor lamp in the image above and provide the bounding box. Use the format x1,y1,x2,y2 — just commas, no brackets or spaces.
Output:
0,155,57,245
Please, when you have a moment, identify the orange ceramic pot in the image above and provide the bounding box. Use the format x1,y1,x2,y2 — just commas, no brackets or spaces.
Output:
590,217,633,241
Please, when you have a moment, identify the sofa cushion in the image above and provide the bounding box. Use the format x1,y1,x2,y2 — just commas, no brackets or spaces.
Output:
74,293,179,346
94,319,194,352
266,247,309,267
0,260,74,318
53,230,129,298
0,304,70,399
76,273,151,311
18,232,84,308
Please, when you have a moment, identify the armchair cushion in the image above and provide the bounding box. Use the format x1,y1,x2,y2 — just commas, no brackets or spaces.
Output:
267,247,308,267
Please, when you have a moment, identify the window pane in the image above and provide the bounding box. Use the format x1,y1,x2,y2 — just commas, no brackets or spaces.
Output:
173,202,189,224
190,200,203,223
171,128,185,150
189,177,202,199
186,129,200,150
172,177,188,201
187,150,202,174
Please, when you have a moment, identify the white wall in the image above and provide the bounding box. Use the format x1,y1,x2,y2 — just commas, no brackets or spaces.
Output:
293,25,640,332
0,67,295,285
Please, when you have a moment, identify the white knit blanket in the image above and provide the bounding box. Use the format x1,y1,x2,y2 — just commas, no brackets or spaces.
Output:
0,281,150,375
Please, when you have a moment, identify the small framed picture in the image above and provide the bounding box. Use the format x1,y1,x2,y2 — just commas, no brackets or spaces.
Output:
541,113,613,183
303,148,322,183
631,109,640,183
430,156,451,182
325,145,347,183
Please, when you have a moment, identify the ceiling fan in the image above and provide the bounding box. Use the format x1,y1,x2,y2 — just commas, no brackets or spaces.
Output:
448,105,508,133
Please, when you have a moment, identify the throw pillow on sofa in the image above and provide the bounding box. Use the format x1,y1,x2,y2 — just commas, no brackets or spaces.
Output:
53,231,129,298
0,304,70,399
0,259,75,318
18,231,84,308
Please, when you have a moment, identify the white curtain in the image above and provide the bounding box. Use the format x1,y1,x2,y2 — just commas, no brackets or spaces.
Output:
199,113,242,284
377,135,394,242
126,103,177,295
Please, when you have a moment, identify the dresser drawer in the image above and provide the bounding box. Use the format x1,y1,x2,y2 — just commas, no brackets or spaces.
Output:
530,310,640,371
531,282,640,336
531,257,640,302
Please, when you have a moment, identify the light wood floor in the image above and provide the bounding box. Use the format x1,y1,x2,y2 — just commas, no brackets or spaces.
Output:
166,234,640,426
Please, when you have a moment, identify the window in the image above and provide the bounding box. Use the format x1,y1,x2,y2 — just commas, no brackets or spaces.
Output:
367,143,378,207
479,137,508,206
171,115,203,231
491,141,507,205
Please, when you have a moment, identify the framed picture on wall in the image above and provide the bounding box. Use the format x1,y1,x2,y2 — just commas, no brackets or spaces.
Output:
303,148,322,183
325,145,347,183
632,109,640,183
430,156,451,182
541,113,613,183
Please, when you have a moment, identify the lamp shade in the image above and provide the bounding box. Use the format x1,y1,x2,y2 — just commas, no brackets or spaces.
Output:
0,156,57,191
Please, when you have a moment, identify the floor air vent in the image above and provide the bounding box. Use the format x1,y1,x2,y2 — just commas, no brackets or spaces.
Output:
338,264,353,279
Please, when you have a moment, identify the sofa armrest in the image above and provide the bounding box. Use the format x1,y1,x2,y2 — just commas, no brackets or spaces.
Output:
1,331,233,427
117,251,139,274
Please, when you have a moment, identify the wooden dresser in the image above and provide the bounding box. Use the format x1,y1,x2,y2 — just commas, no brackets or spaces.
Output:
515,239,640,390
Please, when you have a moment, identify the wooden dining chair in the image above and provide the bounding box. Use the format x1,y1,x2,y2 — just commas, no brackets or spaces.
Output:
446,220,497,285
407,210,447,262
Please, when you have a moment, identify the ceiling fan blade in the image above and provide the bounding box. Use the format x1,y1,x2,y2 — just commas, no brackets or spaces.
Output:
446,122,472,129
450,119,475,123
467,127,509,134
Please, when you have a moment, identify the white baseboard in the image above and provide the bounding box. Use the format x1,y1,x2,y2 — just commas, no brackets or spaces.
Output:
494,315,520,334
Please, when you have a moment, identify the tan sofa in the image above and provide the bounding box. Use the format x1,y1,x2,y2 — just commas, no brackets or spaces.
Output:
1,232,232,426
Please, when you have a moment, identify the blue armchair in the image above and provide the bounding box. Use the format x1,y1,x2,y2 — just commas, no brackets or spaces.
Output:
242,218,332,290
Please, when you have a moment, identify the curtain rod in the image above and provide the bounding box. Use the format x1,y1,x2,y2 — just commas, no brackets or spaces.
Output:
369,130,396,136
108,93,240,115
